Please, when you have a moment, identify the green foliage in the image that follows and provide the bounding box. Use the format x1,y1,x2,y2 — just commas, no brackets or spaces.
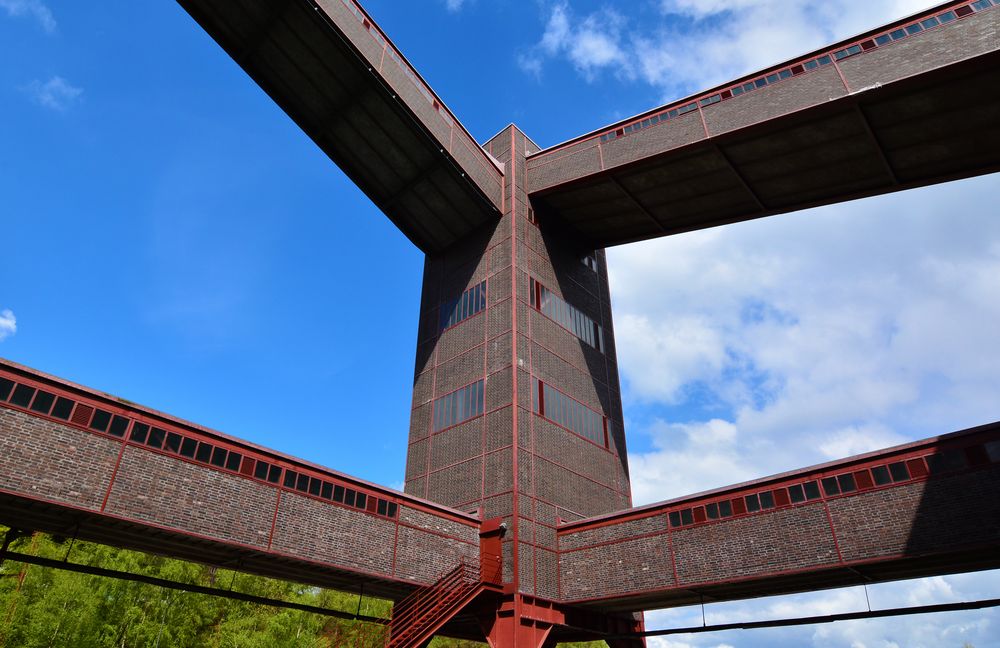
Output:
0,527,606,647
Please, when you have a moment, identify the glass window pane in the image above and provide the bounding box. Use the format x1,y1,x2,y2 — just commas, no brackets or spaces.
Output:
90,409,112,432
165,432,182,452
30,390,55,414
822,477,840,496
719,500,732,517
51,397,74,420
837,473,856,493
759,491,775,509
789,484,805,503
131,422,150,444
284,470,297,488
745,494,761,512
872,465,891,485
226,452,242,471
180,437,197,458
804,481,821,499
196,442,212,463
148,427,166,449
109,415,130,438
706,503,719,519
888,461,909,481
255,460,269,480
211,447,228,467
680,509,693,525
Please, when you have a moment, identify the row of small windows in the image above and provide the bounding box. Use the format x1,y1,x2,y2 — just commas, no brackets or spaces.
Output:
0,375,400,520
666,443,1000,530
282,468,398,518
529,278,605,353
440,281,487,331
432,379,485,432
598,0,995,145
532,378,608,448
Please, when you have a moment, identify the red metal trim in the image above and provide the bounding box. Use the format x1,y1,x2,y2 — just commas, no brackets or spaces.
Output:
510,127,522,593
267,489,282,550
99,429,131,513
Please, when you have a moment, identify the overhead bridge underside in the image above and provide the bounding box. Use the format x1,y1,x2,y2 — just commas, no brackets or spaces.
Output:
527,1,1000,247
177,0,504,253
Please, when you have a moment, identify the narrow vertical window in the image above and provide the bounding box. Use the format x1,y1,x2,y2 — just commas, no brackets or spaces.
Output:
530,278,604,353
432,380,485,431
440,280,487,330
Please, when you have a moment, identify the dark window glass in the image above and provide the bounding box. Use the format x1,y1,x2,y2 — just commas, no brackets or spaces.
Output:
837,473,857,493
766,73,779,83
755,78,768,88
719,500,732,517
356,493,367,509
387,503,398,518
333,485,345,503
938,11,956,23
148,427,166,449
927,450,966,475
321,482,333,500
745,494,761,512
377,499,388,516
10,384,35,408
255,460,270,480
180,437,197,458
226,452,242,471
51,397,74,420
804,59,818,70
921,17,939,28
875,34,892,45
195,442,212,463
706,502,719,519
131,422,150,443
90,409,112,432
789,484,805,503
872,465,891,485
439,281,487,330
669,511,681,527
345,489,356,507
284,470,297,488
986,440,1000,463
890,28,906,40
834,49,849,60
211,447,228,468
30,390,55,414
779,69,792,79
905,23,923,35
535,280,604,352
847,45,862,55
0,377,14,401
268,465,282,483
818,55,832,65
888,461,910,482
804,481,821,500
109,415,129,438
759,491,775,509
308,478,321,496
164,432,181,452
731,85,744,96
679,508,692,525
433,380,485,432
822,477,840,496
296,474,309,492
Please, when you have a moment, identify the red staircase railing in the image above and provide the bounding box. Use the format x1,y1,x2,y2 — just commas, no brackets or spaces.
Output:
386,557,483,648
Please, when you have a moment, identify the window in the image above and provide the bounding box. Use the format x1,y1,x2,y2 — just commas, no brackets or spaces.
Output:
803,480,821,500
51,397,74,420
30,390,55,414
440,281,487,331
745,493,761,512
872,465,891,486
581,252,598,273
533,379,607,447
109,415,129,438
530,278,605,352
90,409,112,433
195,442,212,463
10,384,35,408
986,440,1000,463
180,437,198,458
759,490,775,509
837,473,857,493
432,380,484,432
888,461,910,482
148,427,166,449
926,450,966,475
822,476,840,496
0,377,14,401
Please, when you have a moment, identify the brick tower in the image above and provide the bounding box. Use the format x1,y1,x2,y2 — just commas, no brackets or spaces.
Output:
404,126,634,634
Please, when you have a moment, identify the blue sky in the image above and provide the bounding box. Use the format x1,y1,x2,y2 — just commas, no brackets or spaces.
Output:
2,1,999,646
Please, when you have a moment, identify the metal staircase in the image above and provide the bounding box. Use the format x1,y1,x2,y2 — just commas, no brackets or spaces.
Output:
386,557,484,648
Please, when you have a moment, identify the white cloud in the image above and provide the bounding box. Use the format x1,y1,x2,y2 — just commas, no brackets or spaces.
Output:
443,0,466,12
24,76,83,111
0,310,15,342
522,0,941,99
0,0,55,33
520,2,629,81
